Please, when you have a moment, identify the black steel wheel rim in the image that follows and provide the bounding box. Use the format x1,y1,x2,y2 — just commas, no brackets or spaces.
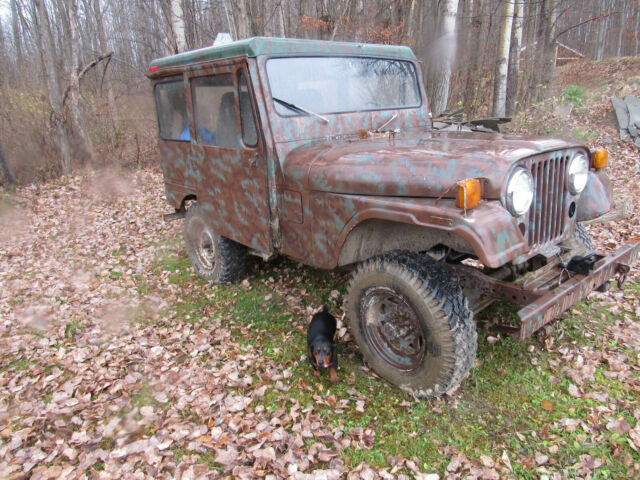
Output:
360,287,426,371
191,220,216,270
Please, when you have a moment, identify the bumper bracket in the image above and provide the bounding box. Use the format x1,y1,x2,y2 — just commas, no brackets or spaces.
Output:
516,242,639,340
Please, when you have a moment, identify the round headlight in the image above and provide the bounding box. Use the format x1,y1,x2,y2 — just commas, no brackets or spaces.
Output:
505,168,534,217
568,153,589,194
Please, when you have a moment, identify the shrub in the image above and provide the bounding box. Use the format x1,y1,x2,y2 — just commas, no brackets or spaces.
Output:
561,84,586,108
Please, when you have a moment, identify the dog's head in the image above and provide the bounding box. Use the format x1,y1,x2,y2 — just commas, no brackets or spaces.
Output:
310,340,334,369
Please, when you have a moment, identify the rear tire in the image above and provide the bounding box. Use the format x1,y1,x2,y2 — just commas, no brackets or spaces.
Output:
346,252,477,398
184,203,246,283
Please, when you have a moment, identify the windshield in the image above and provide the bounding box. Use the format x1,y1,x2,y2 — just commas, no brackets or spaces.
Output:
266,57,421,117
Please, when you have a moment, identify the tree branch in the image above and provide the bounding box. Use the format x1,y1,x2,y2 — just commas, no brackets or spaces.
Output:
555,11,619,41
62,51,113,107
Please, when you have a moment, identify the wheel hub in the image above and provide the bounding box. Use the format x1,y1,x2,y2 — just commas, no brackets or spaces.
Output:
192,223,216,270
361,287,426,371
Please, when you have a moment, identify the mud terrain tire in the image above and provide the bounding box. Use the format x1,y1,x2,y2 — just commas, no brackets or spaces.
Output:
184,203,246,283
562,223,595,253
346,252,477,398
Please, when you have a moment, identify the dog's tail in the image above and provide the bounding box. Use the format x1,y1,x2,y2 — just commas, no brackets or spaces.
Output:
321,304,328,313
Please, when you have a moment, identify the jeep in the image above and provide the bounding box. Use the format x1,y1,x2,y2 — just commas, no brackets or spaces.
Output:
148,37,639,398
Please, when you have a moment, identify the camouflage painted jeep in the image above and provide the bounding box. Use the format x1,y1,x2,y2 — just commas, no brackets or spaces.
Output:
149,37,639,398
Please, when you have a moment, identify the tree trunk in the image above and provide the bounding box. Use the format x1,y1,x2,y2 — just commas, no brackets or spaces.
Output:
330,0,353,41
93,0,118,129
528,0,557,104
34,0,73,175
0,17,6,75
506,0,524,116
0,143,15,186
171,0,186,52
634,0,640,57
233,0,250,39
520,0,539,108
539,0,557,92
616,0,627,57
595,0,608,60
462,0,486,117
405,0,418,42
427,0,459,116
276,1,286,37
221,0,237,39
10,0,23,67
66,0,95,165
492,0,514,117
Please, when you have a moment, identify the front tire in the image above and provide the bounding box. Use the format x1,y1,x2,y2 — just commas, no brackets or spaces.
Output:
561,223,595,253
184,203,246,283
346,252,477,398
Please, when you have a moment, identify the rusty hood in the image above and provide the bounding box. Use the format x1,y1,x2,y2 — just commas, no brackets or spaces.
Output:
282,130,582,198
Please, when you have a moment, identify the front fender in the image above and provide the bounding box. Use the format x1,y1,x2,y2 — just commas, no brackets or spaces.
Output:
330,196,527,269
576,170,612,222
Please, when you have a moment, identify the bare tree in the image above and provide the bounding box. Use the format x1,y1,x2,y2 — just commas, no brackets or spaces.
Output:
0,143,15,186
10,0,23,66
34,0,73,175
595,0,609,60
427,0,459,116
493,0,514,117
93,0,118,128
633,3,640,57
65,0,96,165
171,0,187,52
506,0,524,116
0,17,6,75
462,0,487,117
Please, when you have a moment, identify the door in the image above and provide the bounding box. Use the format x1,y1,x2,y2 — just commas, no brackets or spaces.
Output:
188,64,271,253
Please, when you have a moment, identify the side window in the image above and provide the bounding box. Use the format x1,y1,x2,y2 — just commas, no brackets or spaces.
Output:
238,72,258,147
154,80,189,141
191,74,237,148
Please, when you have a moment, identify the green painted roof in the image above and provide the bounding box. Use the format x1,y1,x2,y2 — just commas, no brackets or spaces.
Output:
149,37,417,70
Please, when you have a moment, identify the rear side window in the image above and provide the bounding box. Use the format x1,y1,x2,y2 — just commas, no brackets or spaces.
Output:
238,72,258,147
154,80,189,141
191,74,237,148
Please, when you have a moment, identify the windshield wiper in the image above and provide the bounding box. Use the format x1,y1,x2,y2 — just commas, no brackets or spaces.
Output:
374,113,398,132
273,97,329,123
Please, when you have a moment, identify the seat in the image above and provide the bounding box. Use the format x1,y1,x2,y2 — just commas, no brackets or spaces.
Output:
216,92,239,148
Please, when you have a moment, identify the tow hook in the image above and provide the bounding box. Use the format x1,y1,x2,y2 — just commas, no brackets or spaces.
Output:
565,254,602,275
617,263,630,289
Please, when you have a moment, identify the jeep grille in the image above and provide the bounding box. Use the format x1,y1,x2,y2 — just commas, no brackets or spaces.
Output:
523,151,570,249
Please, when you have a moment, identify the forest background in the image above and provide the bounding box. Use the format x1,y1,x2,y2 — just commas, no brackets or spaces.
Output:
1,0,640,184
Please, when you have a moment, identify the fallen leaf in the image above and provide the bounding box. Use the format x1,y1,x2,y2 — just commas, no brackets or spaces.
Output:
541,400,555,411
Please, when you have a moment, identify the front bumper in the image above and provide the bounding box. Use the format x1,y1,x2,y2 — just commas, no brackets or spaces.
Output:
517,242,639,340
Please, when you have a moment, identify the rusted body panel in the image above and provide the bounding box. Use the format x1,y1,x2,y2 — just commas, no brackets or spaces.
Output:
149,37,418,71
280,132,578,198
576,170,612,222
149,36,638,341
279,194,525,269
155,58,272,253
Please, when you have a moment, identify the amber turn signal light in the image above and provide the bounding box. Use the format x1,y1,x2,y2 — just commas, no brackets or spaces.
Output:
456,178,482,210
593,149,608,169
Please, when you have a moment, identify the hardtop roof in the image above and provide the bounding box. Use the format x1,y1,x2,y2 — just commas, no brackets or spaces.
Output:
148,36,417,71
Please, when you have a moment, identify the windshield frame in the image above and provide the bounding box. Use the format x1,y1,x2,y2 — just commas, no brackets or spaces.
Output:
264,55,424,119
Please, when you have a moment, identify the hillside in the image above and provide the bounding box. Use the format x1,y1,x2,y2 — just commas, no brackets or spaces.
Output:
0,58,639,479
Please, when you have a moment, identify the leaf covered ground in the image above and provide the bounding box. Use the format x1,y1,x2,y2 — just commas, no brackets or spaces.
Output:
1,60,640,479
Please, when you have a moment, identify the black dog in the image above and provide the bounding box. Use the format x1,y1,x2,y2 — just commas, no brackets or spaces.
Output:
307,305,338,383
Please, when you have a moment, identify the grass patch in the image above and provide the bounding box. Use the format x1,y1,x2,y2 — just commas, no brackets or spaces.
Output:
3,357,30,372
138,248,640,476
64,319,83,339
561,84,586,108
